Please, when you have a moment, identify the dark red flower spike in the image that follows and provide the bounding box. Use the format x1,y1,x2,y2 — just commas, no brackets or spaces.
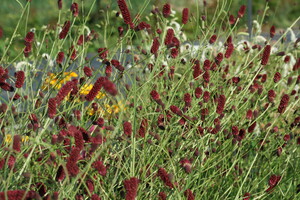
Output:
124,177,139,200
182,8,189,24
117,0,134,28
162,3,171,18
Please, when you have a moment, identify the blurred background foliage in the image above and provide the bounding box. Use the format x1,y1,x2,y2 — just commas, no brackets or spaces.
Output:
0,0,299,43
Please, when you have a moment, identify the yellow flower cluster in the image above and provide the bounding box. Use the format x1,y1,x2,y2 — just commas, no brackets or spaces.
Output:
79,84,106,99
4,134,29,144
41,72,78,90
87,101,126,118
41,72,106,100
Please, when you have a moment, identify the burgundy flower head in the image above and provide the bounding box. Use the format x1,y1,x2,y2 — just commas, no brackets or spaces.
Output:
270,25,275,38
238,5,246,18
278,94,289,114
25,31,34,43
59,21,71,39
117,0,134,28
162,3,171,18
56,52,64,64
266,175,281,193
157,168,173,188
124,177,139,200
71,3,79,17
15,71,25,88
123,121,132,136
151,37,160,55
182,8,189,24
261,45,271,65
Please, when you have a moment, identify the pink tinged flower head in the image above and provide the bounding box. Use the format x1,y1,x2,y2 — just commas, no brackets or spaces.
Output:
278,94,289,114
66,147,81,176
123,121,132,136
158,168,173,188
48,98,57,119
238,5,246,18
71,3,79,17
151,37,160,55
261,45,271,65
25,31,34,43
15,71,25,88
209,34,217,44
92,161,107,176
124,177,139,200
56,52,64,64
273,72,281,83
184,189,195,200
59,21,71,39
13,135,21,152
117,0,134,28
85,77,105,101
216,95,226,114
162,3,171,18
270,25,275,38
182,8,189,24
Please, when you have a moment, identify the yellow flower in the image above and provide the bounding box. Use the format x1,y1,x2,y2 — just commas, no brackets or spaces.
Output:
87,101,127,119
4,134,12,143
3,134,29,144
79,84,106,99
41,72,78,90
